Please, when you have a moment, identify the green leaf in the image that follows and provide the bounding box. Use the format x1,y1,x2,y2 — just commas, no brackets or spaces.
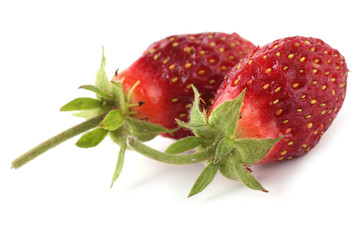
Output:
79,84,112,98
99,109,124,131
234,136,283,165
175,119,217,139
76,127,108,148
188,163,219,198
110,139,126,188
126,117,176,142
189,85,207,125
233,162,268,192
60,97,103,111
214,137,235,164
111,81,126,114
208,89,246,137
95,46,110,96
165,136,204,154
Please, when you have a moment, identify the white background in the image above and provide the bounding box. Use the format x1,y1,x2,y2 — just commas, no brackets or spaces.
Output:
1,0,359,239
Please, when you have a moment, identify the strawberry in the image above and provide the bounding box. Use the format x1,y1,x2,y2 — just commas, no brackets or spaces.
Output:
11,32,255,188
211,36,348,164
113,32,256,139
128,36,348,197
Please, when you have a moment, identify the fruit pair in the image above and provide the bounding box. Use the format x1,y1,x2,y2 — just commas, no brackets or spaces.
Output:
12,33,348,197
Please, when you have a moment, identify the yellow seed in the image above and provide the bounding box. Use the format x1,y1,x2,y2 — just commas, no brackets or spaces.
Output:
263,83,270,90
307,122,313,128
153,54,159,60
172,42,179,47
301,94,306,99
218,48,225,52
186,84,192,89
210,42,216,47
305,115,312,119
172,98,178,102
199,50,206,55
324,51,328,54
295,43,300,47
238,51,244,55
283,120,289,124
265,68,272,74
332,90,336,95
198,70,205,75
310,99,317,104
321,110,326,115
299,69,304,74
287,141,294,146
221,66,227,71
172,77,178,82
304,40,311,45
340,82,346,88
237,63,241,69
314,59,320,63
169,37,175,41
335,66,340,70
302,144,307,148
275,87,281,92
185,104,192,109
149,48,156,54
183,47,191,53
305,147,311,152
248,60,253,65
273,99,279,104
322,85,327,90
263,55,268,59
276,52,281,57
292,83,299,88
314,131,318,135
209,79,216,84
280,150,287,155
283,66,288,70
163,58,169,64
327,59,331,64
300,56,306,62
274,45,279,48
275,109,283,115
228,55,235,60
313,81,318,85
319,103,326,107
297,108,303,112
288,54,295,59
230,43,236,47
278,157,284,160
310,47,315,52
169,64,176,70
208,59,216,64
284,128,291,133
234,79,240,85
179,113,187,118
331,78,336,82
312,69,318,74
324,71,330,75
287,156,293,160
185,63,192,68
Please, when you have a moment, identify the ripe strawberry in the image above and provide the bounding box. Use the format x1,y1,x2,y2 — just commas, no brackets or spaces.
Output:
211,36,348,164
128,36,348,197
113,32,256,139
11,32,255,188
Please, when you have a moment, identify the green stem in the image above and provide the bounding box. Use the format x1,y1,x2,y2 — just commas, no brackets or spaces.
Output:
127,137,216,165
11,113,108,169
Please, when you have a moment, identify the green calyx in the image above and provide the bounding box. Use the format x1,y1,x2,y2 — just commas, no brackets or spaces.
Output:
11,46,176,188
128,85,282,197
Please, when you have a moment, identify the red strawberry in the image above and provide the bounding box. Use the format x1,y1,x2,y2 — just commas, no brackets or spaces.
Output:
11,32,255,188
128,36,348,197
211,36,348,164
113,32,256,139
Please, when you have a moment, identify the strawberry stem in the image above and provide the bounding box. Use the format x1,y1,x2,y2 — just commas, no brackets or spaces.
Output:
11,112,108,169
126,137,216,165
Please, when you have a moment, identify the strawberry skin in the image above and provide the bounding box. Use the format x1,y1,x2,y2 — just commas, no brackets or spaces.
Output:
211,36,348,164
113,32,256,139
